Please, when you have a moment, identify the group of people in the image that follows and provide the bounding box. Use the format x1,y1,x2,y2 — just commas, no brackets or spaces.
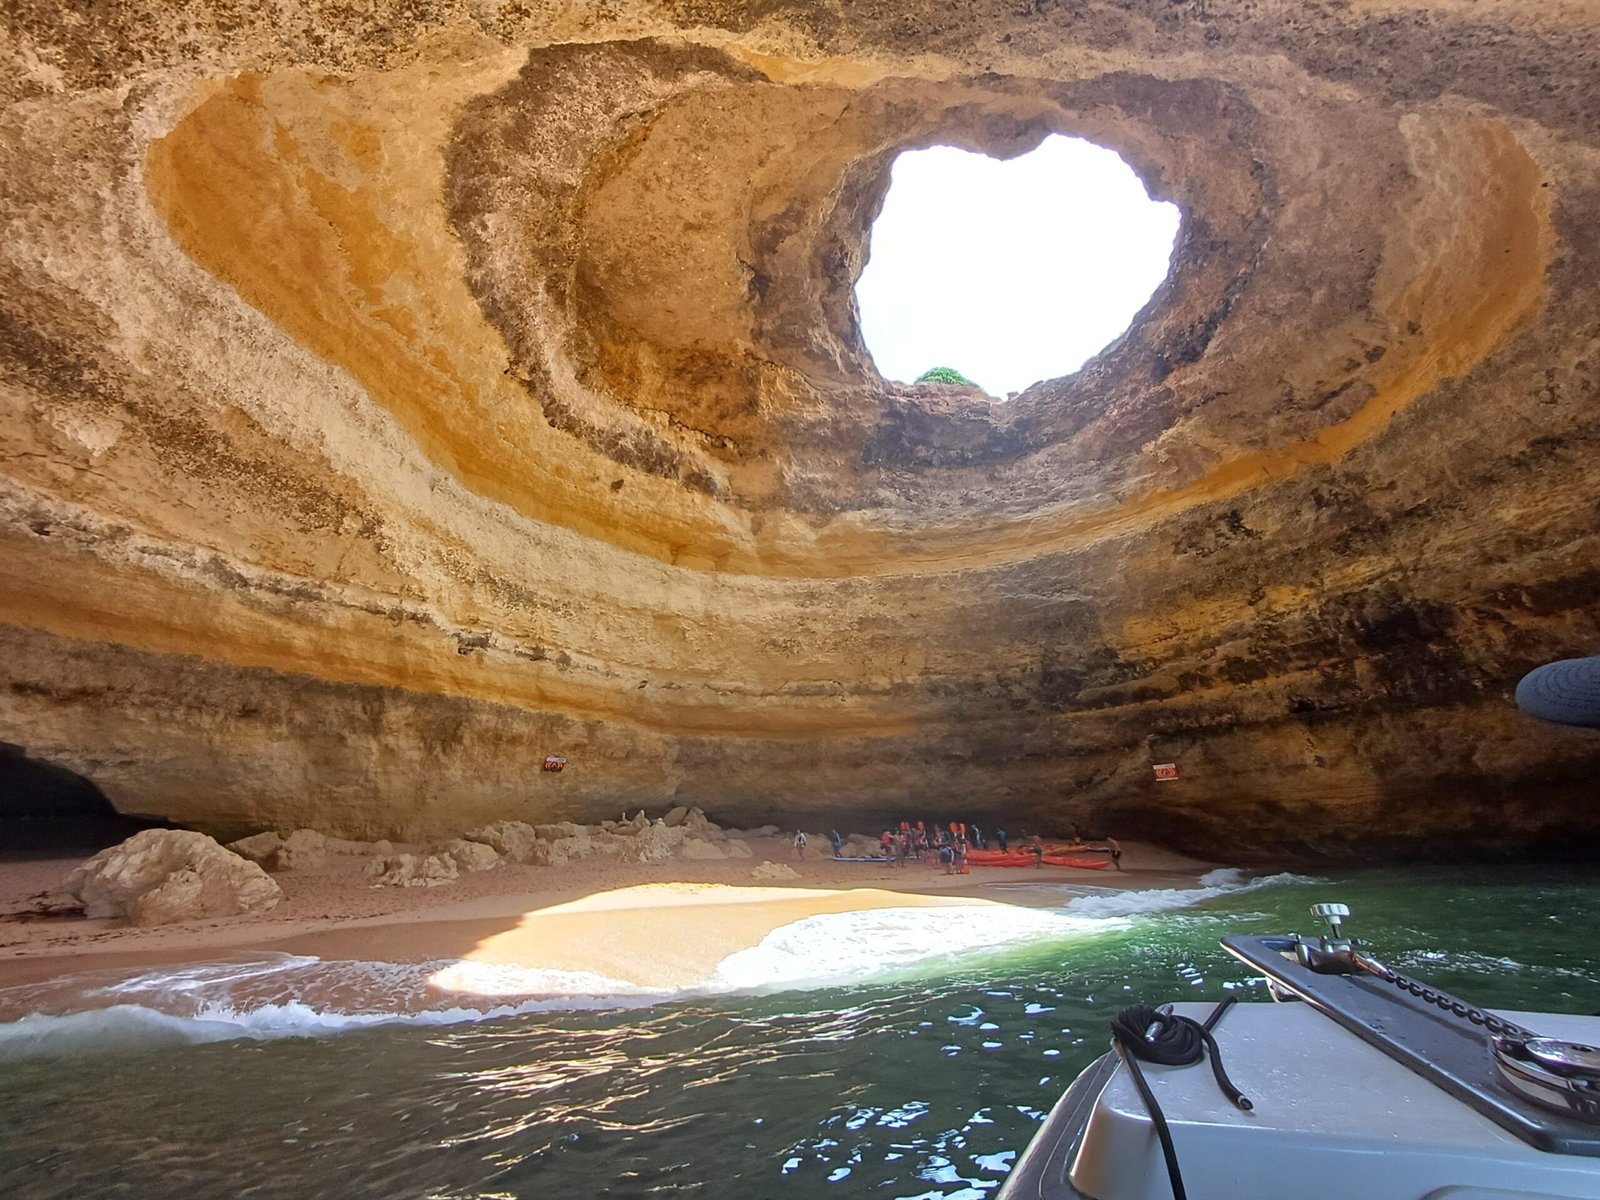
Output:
805,821,1122,872
819,822,1005,874
790,819,1120,876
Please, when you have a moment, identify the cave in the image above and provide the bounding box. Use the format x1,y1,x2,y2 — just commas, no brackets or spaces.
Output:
2,3,1598,863
0,743,162,858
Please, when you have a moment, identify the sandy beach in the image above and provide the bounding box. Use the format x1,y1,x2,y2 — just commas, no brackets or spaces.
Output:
0,837,1215,994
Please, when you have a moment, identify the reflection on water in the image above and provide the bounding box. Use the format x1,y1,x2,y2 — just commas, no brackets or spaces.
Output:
2,867,1597,1199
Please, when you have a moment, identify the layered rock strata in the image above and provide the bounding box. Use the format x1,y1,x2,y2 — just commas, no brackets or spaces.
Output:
2,2,1598,860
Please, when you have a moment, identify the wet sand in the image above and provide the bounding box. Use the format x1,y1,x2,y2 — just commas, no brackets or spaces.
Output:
0,839,1216,992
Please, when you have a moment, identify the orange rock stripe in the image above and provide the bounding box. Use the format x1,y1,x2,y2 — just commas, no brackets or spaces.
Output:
146,78,1547,581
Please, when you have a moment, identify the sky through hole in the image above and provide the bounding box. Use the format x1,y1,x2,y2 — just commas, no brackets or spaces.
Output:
855,136,1181,397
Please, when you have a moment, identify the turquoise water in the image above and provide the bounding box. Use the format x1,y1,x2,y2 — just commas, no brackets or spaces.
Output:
2,867,1597,1199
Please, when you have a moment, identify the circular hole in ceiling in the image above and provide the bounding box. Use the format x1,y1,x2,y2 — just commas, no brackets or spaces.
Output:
855,135,1182,398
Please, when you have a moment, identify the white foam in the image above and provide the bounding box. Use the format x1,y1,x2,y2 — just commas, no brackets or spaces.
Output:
709,905,1105,991
0,871,1318,1056
93,954,328,999
0,953,680,1061
1060,871,1319,919
428,960,661,998
0,1004,267,1057
0,987,665,1062
1398,949,1598,983
73,954,656,1009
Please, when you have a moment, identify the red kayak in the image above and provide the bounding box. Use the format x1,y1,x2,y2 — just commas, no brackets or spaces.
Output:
965,849,1110,870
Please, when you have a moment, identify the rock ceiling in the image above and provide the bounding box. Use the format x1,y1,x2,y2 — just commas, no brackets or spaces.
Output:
2,1,1597,859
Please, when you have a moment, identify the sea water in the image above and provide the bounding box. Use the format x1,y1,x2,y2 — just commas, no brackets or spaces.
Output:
2,866,1596,1199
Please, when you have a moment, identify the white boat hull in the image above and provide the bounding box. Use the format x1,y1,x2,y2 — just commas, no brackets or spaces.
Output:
999,1001,1600,1200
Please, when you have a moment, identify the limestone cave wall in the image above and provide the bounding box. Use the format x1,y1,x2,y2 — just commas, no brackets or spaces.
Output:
2,1,1597,860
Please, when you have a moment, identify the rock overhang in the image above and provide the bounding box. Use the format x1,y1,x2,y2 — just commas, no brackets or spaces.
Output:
1,2,1597,860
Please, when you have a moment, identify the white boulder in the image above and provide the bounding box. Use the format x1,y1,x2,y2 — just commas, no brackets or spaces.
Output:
618,821,684,864
750,860,800,881
682,808,723,839
66,830,281,926
463,820,542,863
439,839,500,873
226,831,281,864
681,837,728,860
274,829,328,870
544,834,598,866
370,853,459,887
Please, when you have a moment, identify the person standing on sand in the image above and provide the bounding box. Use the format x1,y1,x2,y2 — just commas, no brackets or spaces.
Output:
830,829,843,858
1106,836,1123,871
794,830,807,859
996,828,1008,853
1030,835,1045,868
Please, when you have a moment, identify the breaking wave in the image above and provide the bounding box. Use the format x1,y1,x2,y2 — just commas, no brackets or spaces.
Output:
0,997,596,1058
1059,869,1321,919
710,905,1104,991
0,956,668,1061
0,870,1320,1058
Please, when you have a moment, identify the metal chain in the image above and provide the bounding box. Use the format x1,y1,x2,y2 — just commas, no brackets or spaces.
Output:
1360,956,1536,1039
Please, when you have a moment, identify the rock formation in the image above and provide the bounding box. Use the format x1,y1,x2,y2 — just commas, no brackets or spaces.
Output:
751,862,801,883
273,828,328,871
370,852,460,888
682,838,728,861
65,830,281,925
2,2,1598,861
463,821,544,864
227,832,282,865
438,838,501,874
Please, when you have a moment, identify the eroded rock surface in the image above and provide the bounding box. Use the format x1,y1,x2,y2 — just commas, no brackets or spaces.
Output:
464,821,543,864
274,829,328,871
65,830,282,925
370,852,460,888
751,862,801,882
227,832,281,865
3,2,1599,861
438,838,501,874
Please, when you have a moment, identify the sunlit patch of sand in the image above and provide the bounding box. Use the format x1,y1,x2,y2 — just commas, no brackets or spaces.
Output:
430,882,1005,993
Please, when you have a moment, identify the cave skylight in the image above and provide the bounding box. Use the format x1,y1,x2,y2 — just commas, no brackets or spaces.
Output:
855,135,1181,398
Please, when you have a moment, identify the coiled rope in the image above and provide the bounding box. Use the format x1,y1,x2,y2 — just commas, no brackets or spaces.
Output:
1109,996,1253,1200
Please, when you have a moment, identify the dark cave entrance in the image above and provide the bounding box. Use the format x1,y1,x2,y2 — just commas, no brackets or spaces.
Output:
0,743,165,861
